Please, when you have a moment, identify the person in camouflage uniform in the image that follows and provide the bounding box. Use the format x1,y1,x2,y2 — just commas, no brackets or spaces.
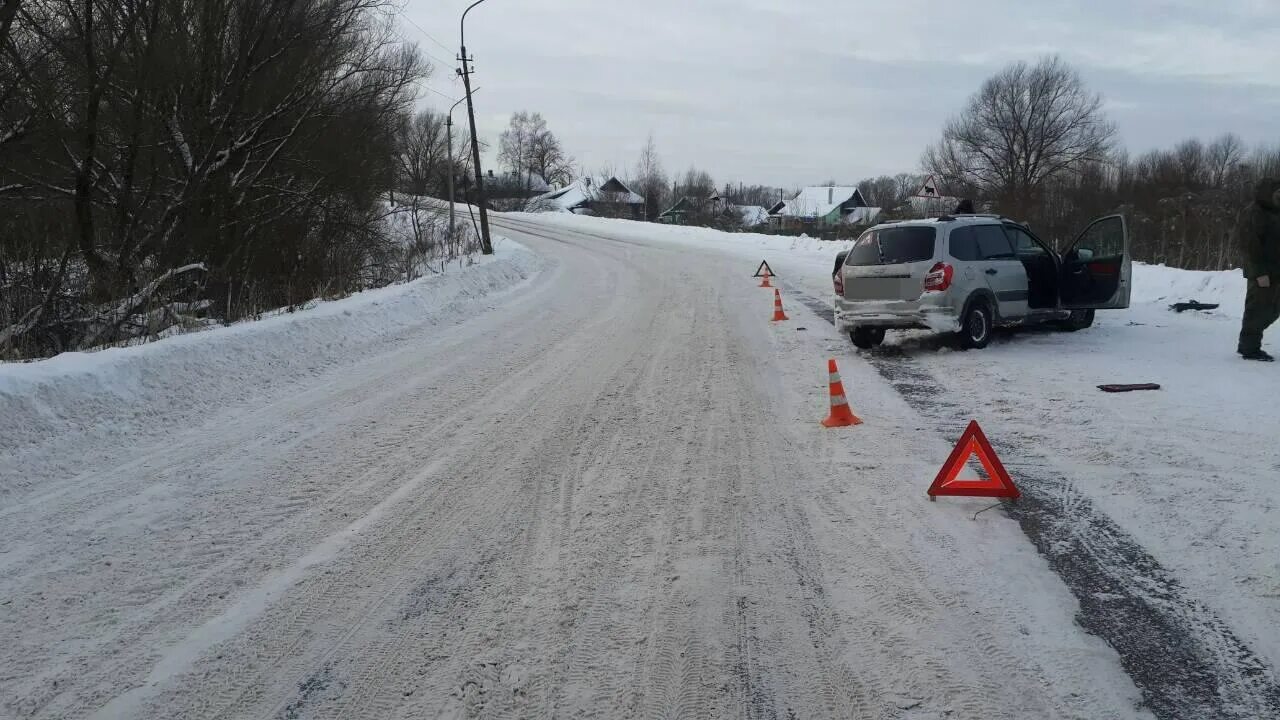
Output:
1236,178,1280,361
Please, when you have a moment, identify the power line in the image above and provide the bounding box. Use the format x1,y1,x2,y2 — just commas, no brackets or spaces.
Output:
391,26,456,70
423,47,458,70
422,85,462,103
396,9,455,55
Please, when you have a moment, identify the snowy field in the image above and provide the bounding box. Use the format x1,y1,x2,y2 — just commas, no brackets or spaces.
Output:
1,209,1276,719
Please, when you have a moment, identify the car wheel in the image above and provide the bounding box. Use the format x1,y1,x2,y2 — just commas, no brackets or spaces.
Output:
1059,308,1095,332
850,327,886,349
957,301,992,350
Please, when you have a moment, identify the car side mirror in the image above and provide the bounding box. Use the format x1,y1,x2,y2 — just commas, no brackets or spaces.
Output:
1073,248,1094,262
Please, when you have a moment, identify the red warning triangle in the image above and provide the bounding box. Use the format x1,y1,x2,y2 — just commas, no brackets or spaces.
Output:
753,260,774,278
927,420,1020,499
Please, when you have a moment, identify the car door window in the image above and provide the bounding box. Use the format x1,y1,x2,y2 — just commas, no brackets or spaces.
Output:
949,226,980,261
1006,226,1049,257
974,225,1016,260
1071,216,1125,261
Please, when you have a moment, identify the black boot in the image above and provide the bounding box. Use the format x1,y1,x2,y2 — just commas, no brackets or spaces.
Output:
1240,349,1275,361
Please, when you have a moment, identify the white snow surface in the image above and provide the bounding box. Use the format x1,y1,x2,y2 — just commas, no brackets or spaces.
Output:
3,208,1274,718
515,209,1280,674
0,239,544,497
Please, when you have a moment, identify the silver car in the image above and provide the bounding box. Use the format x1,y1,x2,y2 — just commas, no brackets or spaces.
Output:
833,214,1131,349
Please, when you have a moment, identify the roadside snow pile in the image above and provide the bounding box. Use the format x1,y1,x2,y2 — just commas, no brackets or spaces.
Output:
1132,264,1246,318
0,239,543,494
380,197,486,276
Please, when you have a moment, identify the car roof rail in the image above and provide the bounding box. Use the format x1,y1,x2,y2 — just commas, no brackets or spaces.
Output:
938,213,1019,223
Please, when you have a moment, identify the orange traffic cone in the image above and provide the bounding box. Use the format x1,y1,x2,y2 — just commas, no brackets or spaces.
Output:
771,289,788,322
822,359,863,427
759,269,772,287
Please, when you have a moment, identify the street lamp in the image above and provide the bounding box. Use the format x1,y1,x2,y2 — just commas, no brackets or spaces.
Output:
446,89,478,242
458,0,493,255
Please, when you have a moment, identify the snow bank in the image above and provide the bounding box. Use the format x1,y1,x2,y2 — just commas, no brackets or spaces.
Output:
1132,264,1247,318
0,240,544,494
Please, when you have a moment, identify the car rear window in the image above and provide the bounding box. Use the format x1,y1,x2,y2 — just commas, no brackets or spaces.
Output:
974,225,1016,259
845,227,938,266
951,225,1016,261
949,226,980,261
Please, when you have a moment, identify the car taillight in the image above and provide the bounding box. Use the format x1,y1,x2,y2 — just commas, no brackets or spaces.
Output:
923,262,953,292
833,269,844,296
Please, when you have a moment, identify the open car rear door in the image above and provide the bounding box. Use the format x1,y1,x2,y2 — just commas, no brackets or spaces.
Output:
1059,214,1131,310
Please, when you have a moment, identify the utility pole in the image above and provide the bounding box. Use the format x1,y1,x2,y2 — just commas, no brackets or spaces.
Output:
446,113,456,242
446,92,475,243
459,0,493,255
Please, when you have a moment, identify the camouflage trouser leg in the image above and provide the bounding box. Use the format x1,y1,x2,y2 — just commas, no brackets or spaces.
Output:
1238,281,1280,353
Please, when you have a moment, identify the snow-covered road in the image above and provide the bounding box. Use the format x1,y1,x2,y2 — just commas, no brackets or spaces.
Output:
2,212,1275,718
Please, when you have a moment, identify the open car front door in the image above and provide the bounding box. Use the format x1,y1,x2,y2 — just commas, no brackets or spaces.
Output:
1059,214,1131,310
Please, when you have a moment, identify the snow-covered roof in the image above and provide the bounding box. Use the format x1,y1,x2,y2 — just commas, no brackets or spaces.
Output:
736,205,769,226
840,206,882,225
531,177,644,211
909,195,961,213
780,186,865,219
493,170,550,193
658,197,693,218
595,177,645,205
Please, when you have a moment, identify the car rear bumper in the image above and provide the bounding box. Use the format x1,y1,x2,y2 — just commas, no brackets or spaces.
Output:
834,295,961,334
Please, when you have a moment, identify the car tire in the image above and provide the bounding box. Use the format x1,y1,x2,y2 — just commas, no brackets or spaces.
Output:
957,300,993,350
1058,308,1095,332
850,327,886,349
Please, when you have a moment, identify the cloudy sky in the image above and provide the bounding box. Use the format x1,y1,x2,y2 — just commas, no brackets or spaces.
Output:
405,0,1280,188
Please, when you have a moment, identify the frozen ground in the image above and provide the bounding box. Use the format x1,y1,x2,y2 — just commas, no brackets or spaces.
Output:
512,211,1280,712
0,210,1274,719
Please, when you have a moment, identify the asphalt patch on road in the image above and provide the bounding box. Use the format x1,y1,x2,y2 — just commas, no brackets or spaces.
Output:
792,291,1280,720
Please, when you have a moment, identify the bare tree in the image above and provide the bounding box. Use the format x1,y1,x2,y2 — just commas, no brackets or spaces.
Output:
666,167,739,227
397,110,445,196
894,173,923,205
856,174,921,210
1,0,429,358
395,108,470,198
527,129,572,187
1206,133,1245,187
723,184,784,208
497,111,534,185
0,0,17,41
922,55,1116,220
498,111,572,192
674,167,715,201
631,133,667,220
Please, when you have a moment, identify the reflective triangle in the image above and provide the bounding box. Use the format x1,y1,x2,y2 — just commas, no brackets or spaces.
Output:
927,420,1020,499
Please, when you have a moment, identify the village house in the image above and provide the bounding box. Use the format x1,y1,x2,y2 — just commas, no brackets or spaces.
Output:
658,191,769,227
657,197,694,224
767,186,881,230
485,170,551,202
528,176,646,219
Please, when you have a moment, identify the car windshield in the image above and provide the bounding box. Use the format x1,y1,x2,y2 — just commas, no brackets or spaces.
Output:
845,227,937,266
